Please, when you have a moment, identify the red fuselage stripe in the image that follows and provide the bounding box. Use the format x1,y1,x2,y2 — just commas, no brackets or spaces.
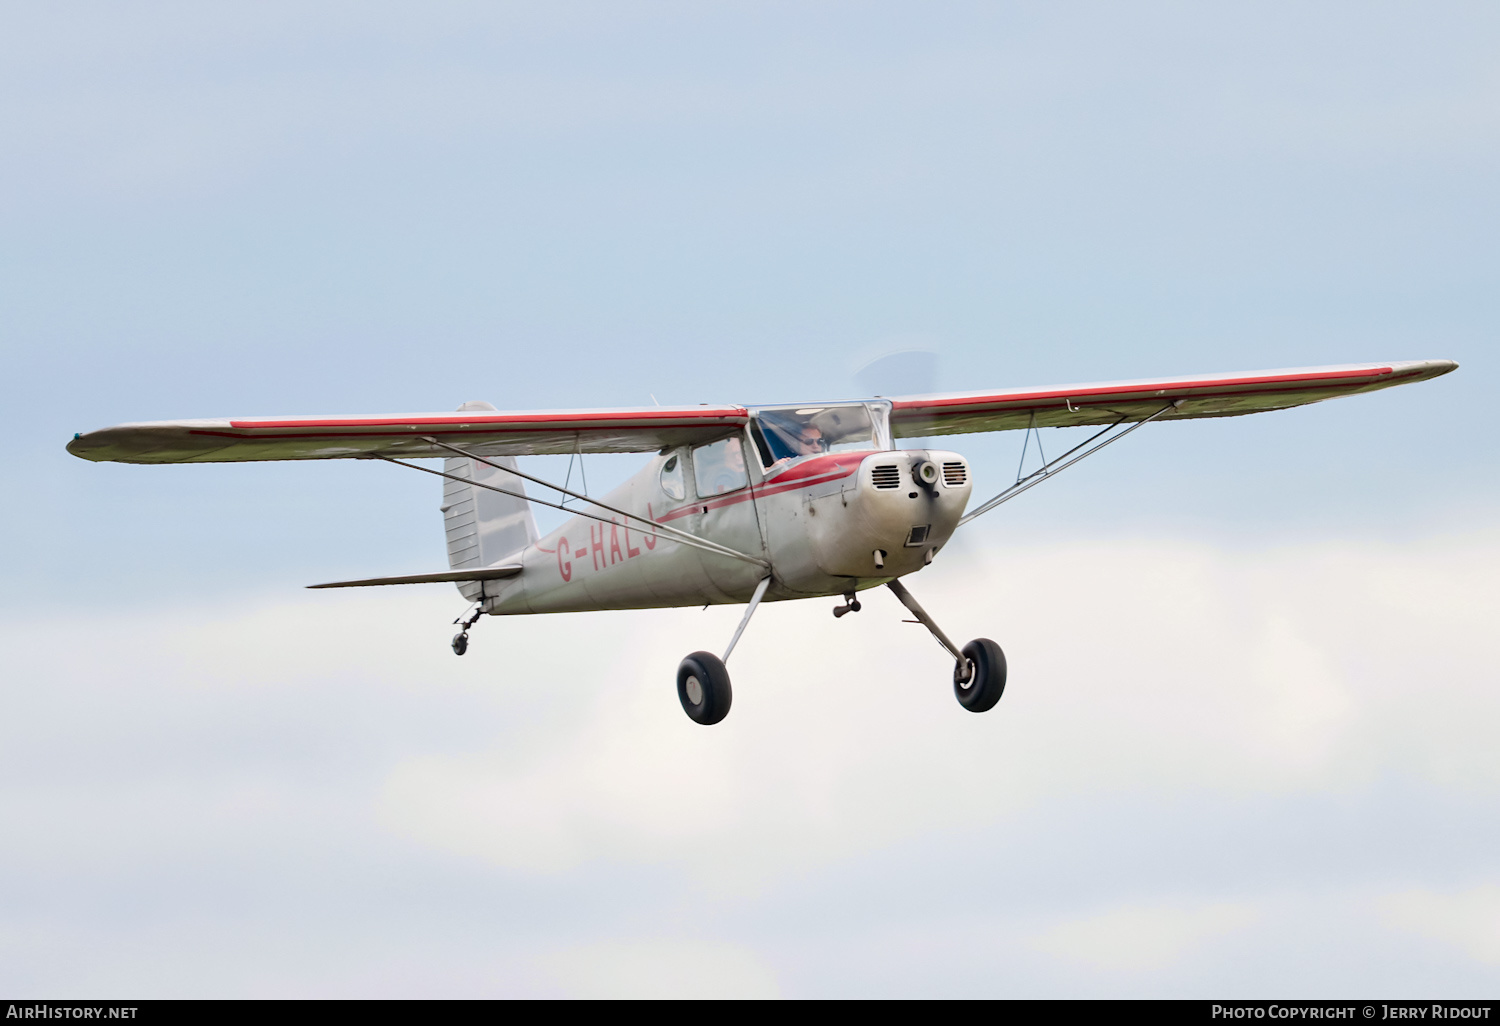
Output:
655,460,863,522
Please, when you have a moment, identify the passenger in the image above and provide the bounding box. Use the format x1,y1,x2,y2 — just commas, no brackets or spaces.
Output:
725,438,746,475
713,438,746,492
702,438,749,494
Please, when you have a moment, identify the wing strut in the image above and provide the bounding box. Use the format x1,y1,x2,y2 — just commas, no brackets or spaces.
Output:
374,450,769,569
418,436,768,568
958,401,1179,527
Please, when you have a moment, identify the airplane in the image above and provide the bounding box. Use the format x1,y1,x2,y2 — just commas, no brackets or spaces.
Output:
66,359,1456,725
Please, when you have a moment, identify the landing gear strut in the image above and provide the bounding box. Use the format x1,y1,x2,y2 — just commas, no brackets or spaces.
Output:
886,579,1006,712
451,604,484,656
676,576,771,725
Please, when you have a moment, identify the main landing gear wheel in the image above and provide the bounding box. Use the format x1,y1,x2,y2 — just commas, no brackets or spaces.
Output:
451,633,469,656
954,638,1006,713
677,651,732,725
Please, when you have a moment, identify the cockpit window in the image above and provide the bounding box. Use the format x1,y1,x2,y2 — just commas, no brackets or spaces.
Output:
659,452,686,500
692,437,748,497
751,405,877,467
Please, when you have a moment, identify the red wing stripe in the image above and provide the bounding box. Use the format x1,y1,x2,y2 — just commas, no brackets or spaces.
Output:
890,366,1400,415
191,423,739,442
227,408,746,430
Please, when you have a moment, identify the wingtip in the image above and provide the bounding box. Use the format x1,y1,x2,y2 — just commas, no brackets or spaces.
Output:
1389,358,1458,380
65,433,96,460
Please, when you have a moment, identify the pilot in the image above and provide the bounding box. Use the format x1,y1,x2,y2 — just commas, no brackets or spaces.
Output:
795,424,828,456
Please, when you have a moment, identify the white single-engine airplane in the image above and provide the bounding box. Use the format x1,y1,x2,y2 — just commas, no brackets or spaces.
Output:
68,359,1455,724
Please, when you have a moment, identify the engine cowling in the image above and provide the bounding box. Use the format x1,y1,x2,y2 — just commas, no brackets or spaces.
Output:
802,450,972,580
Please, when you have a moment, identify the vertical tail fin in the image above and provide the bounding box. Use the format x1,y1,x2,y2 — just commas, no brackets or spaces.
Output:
440,401,539,599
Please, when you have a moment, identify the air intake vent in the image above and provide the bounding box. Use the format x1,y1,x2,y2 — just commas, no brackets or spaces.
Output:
942,461,967,486
872,464,901,489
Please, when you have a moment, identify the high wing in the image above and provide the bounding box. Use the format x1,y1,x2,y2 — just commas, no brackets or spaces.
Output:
65,360,1456,464
66,404,748,464
888,360,1457,437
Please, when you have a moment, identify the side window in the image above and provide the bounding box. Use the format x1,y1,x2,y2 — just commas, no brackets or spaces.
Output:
692,437,748,497
659,452,686,501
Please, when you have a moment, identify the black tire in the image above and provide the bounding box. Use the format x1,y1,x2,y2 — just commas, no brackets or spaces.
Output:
954,638,1006,712
451,633,468,656
677,651,732,725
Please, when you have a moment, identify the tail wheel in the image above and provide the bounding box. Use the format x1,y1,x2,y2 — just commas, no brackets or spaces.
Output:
954,638,1006,712
677,651,733,725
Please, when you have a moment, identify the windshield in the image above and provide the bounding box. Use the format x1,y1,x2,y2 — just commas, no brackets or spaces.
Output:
751,404,878,466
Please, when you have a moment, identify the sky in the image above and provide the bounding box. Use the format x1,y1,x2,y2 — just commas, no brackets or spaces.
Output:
1,1,1497,997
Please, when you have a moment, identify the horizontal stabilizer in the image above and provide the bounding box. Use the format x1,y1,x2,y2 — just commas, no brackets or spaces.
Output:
306,565,523,589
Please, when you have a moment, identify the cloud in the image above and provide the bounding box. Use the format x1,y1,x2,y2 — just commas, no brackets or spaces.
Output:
374,528,1500,889
1381,886,1500,966
1031,901,1259,972
539,939,779,999
1,527,1496,994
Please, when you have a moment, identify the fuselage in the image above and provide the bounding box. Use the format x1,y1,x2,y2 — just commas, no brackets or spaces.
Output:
475,403,973,615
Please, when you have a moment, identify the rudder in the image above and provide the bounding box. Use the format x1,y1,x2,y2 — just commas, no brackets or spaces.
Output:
440,401,539,600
